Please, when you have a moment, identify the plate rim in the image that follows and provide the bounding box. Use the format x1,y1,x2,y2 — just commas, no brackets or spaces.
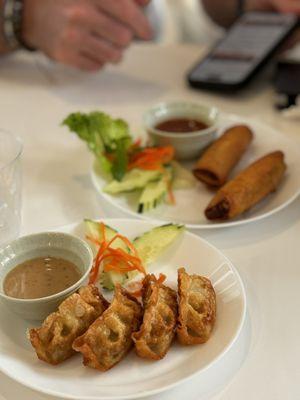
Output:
91,114,300,229
0,218,247,400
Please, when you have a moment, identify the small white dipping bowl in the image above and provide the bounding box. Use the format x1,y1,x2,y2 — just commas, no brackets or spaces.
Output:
144,102,219,160
0,232,93,321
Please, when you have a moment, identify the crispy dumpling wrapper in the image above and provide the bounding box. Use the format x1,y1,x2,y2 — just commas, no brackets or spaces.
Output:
29,285,109,365
177,268,216,345
73,285,142,371
193,125,253,187
205,150,286,221
132,275,177,360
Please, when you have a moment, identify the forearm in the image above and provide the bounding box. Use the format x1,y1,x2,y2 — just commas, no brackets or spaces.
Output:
202,0,238,27
0,0,12,53
202,0,271,28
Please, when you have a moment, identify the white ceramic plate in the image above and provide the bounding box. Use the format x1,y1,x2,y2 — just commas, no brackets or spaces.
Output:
91,114,300,229
0,219,246,400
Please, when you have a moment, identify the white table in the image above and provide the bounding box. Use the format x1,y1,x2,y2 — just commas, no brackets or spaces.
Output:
0,44,299,400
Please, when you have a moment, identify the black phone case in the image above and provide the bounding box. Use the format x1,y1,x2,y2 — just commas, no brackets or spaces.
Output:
187,14,299,92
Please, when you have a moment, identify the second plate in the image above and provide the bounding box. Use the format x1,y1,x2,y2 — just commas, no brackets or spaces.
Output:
91,114,300,229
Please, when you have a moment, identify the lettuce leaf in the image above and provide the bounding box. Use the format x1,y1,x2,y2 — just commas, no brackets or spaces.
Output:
63,111,132,180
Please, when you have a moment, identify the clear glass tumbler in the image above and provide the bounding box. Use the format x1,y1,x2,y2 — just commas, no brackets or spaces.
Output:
0,130,23,247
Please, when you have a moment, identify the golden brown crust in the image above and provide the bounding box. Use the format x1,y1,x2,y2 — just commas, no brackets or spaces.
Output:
132,275,177,360
29,285,109,365
205,151,286,220
72,285,142,371
193,125,253,187
177,268,216,345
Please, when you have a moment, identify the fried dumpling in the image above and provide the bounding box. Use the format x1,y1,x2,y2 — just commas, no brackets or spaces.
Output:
132,275,177,360
29,285,109,365
73,285,142,371
177,268,216,345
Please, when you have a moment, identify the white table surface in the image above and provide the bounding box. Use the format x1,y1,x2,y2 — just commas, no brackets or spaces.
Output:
0,43,299,400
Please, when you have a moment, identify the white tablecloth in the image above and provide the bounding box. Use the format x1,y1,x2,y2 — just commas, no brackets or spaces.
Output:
0,44,299,400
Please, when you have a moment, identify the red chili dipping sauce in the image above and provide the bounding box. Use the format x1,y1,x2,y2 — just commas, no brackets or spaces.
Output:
155,118,208,133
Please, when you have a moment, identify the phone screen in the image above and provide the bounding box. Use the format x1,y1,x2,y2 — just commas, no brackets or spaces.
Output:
188,12,298,89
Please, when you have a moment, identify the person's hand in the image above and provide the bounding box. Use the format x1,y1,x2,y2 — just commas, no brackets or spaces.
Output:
22,0,153,71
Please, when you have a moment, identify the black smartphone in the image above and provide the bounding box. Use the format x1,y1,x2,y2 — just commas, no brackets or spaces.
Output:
187,12,298,91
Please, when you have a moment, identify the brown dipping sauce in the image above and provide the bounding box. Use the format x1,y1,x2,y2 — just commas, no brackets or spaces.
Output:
3,256,82,299
155,118,208,133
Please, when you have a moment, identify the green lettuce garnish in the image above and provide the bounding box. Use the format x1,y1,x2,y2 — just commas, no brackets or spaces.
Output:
63,111,132,180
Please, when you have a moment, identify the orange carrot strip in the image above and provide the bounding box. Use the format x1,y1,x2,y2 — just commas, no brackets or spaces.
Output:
129,289,143,298
89,239,109,284
86,235,102,246
89,228,147,283
128,146,175,171
104,263,138,273
167,180,175,205
157,273,167,284
100,222,106,243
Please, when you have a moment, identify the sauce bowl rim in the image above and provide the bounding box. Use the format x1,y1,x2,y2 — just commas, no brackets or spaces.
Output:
143,101,219,139
0,231,93,303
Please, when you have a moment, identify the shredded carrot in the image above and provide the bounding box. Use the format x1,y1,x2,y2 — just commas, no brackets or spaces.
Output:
157,273,167,284
87,223,146,284
85,235,102,247
128,146,175,171
130,289,143,298
130,138,142,149
100,222,106,242
167,179,176,205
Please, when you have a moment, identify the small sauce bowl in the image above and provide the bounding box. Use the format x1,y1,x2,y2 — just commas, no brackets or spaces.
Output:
0,232,93,321
144,101,219,160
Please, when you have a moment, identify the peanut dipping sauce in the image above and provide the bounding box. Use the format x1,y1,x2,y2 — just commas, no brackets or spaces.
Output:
3,256,82,299
155,118,208,133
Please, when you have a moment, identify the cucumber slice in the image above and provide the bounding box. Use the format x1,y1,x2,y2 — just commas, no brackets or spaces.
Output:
84,219,128,252
84,219,129,290
138,167,173,213
84,219,117,242
171,161,197,190
99,270,127,291
138,178,167,213
133,223,185,265
104,169,162,194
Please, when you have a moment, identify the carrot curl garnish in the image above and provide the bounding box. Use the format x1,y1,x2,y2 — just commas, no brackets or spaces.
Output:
157,273,167,284
128,146,174,171
87,223,146,284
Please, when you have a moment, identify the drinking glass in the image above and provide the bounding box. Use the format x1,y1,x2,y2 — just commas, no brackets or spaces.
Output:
0,130,23,247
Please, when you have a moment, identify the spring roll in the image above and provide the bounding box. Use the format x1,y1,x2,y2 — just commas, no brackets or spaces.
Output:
132,275,177,360
29,285,109,365
193,125,253,187
73,285,142,371
205,151,286,221
177,268,216,345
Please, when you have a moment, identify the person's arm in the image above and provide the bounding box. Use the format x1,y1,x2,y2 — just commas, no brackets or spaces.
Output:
202,0,285,28
202,0,300,28
0,0,13,54
0,0,153,70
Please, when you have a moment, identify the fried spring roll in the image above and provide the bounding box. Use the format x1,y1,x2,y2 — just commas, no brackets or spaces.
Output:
205,151,286,221
193,125,253,187
132,275,177,360
73,285,142,371
177,268,216,345
29,285,109,365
